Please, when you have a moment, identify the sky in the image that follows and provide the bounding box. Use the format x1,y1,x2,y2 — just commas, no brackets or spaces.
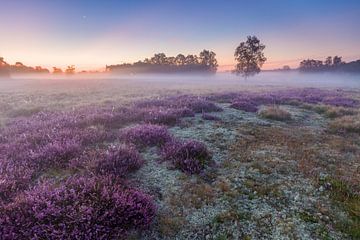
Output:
1,0,360,71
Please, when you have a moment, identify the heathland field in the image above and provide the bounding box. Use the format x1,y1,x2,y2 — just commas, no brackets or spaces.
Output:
0,74,359,239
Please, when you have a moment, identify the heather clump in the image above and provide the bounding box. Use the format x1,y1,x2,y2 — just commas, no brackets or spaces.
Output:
119,124,172,147
230,100,258,112
202,113,221,121
161,139,212,174
95,145,144,177
0,176,156,239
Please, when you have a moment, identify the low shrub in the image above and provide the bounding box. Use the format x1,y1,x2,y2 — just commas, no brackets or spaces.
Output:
161,139,212,174
202,113,221,121
0,176,156,239
259,106,291,121
230,101,258,112
96,145,144,177
120,124,172,147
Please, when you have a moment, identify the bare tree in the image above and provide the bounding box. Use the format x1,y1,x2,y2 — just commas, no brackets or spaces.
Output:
234,36,266,77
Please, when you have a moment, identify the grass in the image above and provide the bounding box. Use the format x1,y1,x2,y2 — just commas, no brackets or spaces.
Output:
328,115,360,133
258,105,291,121
320,177,360,238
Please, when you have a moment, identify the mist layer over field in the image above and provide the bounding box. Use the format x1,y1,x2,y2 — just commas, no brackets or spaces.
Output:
1,72,359,93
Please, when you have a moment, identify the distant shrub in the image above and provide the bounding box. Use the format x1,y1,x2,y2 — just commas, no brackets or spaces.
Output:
161,139,212,174
259,106,292,121
188,99,223,113
329,115,360,133
143,108,179,125
120,124,172,147
96,145,144,177
202,113,221,121
230,101,258,112
322,97,358,108
0,176,156,239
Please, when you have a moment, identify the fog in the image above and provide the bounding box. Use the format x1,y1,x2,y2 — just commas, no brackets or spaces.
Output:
1,71,359,94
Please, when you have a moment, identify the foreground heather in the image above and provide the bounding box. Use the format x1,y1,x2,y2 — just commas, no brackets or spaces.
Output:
0,87,359,239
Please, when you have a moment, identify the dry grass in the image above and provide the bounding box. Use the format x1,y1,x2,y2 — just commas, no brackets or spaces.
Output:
329,115,360,133
167,181,215,209
259,105,291,121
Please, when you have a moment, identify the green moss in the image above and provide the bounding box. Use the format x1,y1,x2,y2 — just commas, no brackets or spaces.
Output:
322,177,360,238
299,211,318,223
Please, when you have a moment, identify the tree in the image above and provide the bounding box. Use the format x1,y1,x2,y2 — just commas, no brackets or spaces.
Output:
175,54,186,65
234,36,267,77
53,67,63,74
325,56,332,66
185,54,199,65
0,57,10,77
199,50,218,72
65,65,75,74
151,53,167,65
333,56,343,66
282,65,291,71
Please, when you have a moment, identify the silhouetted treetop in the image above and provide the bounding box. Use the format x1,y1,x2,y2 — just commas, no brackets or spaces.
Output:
0,57,49,76
234,36,267,77
106,50,218,74
298,55,359,73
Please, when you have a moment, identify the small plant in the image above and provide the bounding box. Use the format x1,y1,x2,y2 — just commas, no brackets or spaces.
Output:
328,115,360,133
259,105,291,121
95,145,144,177
230,101,258,112
119,124,172,147
161,139,212,174
202,113,221,121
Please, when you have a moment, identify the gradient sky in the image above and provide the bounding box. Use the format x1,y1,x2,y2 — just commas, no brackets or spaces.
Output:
1,0,360,71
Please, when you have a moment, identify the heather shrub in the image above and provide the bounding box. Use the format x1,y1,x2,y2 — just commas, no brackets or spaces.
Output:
0,176,156,239
96,145,144,177
329,115,360,133
187,99,223,113
259,106,292,121
161,139,212,174
202,113,221,121
142,108,179,125
322,97,358,108
120,124,172,147
230,101,258,112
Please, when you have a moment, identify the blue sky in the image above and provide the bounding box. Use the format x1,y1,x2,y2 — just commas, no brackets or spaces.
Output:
1,0,359,70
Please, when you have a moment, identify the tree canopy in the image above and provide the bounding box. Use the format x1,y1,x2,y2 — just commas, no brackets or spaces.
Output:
234,36,267,77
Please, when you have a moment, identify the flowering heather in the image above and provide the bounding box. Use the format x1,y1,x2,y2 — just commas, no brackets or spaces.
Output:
321,97,359,108
142,107,179,125
230,101,259,112
211,88,358,110
96,145,144,177
120,124,172,147
161,139,212,174
202,113,221,121
0,176,156,239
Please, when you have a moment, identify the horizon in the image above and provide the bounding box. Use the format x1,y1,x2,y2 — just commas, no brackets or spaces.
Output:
1,0,360,72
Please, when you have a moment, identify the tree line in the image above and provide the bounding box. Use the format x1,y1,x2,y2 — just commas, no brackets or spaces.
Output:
106,50,218,74
0,58,49,76
299,56,360,73
1,36,268,78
